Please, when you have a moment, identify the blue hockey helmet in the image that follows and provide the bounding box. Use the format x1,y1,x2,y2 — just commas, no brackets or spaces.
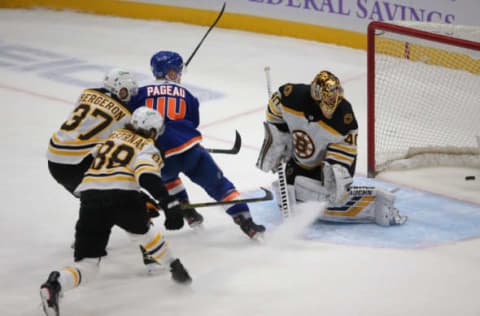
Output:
150,51,184,80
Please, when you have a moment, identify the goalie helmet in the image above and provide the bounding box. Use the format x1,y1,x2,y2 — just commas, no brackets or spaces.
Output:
131,106,165,138
310,70,344,118
150,51,184,82
103,68,138,103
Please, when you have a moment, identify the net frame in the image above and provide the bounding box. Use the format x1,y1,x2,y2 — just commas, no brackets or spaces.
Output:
367,21,480,177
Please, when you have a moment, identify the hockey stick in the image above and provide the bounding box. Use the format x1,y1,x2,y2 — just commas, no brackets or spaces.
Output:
185,2,226,67
182,187,273,209
205,130,241,154
264,66,291,219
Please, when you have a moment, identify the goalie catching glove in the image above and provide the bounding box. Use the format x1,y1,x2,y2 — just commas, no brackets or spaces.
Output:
256,122,292,173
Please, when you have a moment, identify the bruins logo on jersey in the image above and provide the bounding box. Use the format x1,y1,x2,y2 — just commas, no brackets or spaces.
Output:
292,129,315,159
344,113,353,125
152,153,162,164
282,84,293,97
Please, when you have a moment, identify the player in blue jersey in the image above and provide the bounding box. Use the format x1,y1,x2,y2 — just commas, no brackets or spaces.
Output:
130,51,265,240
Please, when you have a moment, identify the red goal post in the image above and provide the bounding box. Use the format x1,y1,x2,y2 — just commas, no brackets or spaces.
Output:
367,21,480,177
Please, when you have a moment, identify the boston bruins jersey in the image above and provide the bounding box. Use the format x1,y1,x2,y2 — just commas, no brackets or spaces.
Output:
75,128,163,193
267,83,358,175
47,88,132,164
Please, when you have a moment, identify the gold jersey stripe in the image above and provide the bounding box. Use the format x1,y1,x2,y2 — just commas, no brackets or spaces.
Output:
82,175,135,183
48,146,91,156
268,100,282,116
326,152,355,165
85,167,134,176
328,143,357,154
266,112,283,124
282,105,304,117
135,165,160,175
52,133,100,146
317,120,341,136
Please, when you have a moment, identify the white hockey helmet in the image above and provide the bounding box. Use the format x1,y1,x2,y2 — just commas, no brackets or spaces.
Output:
103,68,138,103
131,106,165,138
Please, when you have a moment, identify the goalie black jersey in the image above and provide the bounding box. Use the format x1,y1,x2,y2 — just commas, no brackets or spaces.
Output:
75,128,163,193
266,83,358,175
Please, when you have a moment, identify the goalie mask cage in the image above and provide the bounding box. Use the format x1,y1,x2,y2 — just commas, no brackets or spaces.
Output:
367,21,480,177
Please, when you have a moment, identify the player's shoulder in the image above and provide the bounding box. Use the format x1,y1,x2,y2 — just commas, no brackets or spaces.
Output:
81,87,120,102
333,97,358,129
279,83,310,99
278,83,312,111
336,97,355,117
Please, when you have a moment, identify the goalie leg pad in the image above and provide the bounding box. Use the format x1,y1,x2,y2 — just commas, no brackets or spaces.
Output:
322,162,353,204
256,122,292,173
294,176,330,202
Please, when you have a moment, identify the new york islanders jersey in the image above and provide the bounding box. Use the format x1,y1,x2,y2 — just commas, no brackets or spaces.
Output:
75,128,163,193
130,80,202,158
267,83,358,175
47,88,131,164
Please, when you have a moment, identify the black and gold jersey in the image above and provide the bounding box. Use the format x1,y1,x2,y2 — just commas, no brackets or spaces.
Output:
75,128,163,193
266,83,358,175
47,88,132,164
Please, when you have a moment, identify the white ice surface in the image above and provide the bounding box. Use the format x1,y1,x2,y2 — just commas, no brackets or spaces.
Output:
0,8,479,316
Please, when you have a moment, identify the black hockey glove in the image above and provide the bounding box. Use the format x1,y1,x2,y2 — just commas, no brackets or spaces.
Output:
141,192,161,218
161,198,185,230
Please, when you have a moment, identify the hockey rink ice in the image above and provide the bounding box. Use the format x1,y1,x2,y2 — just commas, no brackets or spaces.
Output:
1,8,480,316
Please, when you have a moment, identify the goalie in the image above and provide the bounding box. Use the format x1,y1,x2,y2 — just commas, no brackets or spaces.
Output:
256,70,407,226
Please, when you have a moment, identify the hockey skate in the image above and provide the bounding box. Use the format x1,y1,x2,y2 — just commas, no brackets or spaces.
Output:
169,258,192,284
233,215,266,240
183,208,204,228
390,208,408,226
40,271,61,316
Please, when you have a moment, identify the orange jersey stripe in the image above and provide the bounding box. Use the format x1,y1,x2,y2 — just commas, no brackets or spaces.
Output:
165,178,182,190
164,136,202,157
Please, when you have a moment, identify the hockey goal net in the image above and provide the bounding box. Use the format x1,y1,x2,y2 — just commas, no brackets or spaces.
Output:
367,21,480,177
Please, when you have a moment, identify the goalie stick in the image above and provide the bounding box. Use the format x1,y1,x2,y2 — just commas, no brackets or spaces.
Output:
181,187,273,209
185,2,226,67
205,130,241,154
264,66,291,219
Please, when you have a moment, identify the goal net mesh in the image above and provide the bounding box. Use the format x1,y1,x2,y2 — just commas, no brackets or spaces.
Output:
368,21,480,175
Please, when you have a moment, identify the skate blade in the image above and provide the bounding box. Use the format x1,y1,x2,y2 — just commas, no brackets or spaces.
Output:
40,288,58,316
145,263,168,275
190,223,205,231
252,232,266,243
